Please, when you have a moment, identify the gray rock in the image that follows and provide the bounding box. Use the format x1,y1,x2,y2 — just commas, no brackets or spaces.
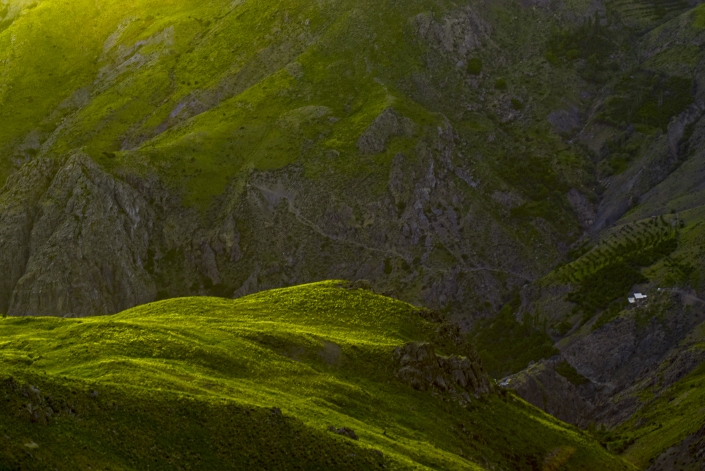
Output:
357,109,414,154
327,425,358,440
0,158,57,313
393,341,493,396
7,154,155,317
548,107,581,134
566,189,596,229
506,358,595,426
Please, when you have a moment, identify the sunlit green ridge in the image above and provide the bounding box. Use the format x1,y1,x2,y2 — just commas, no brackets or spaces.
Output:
0,281,633,470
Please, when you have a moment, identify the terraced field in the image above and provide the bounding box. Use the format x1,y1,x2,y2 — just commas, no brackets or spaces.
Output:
609,0,690,29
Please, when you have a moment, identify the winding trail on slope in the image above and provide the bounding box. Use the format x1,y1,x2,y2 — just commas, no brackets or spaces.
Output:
249,182,535,282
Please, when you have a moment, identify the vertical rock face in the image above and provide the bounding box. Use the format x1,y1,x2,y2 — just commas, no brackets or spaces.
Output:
0,158,57,314
6,154,156,317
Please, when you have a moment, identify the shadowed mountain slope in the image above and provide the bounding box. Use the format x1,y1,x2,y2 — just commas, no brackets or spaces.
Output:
0,0,605,318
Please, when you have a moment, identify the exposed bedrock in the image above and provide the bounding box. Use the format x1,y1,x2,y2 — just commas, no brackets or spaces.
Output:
0,118,551,318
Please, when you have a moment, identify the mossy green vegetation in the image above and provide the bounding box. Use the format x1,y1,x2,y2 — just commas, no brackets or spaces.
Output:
472,298,559,378
611,0,690,30
0,0,601,231
597,351,705,466
467,58,483,76
566,262,648,314
546,14,618,82
0,281,633,470
0,0,442,208
554,360,589,386
550,217,679,319
599,72,694,130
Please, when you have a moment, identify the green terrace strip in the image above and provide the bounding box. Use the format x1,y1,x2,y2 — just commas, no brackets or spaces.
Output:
0,281,633,470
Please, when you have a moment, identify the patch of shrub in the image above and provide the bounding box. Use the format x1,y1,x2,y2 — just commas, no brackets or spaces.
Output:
623,238,678,266
592,299,628,330
598,73,693,130
467,57,483,75
566,262,648,314
494,78,508,90
554,361,589,385
546,14,617,82
472,297,558,378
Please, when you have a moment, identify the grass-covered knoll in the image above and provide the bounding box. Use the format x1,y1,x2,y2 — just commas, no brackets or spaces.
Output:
0,281,633,470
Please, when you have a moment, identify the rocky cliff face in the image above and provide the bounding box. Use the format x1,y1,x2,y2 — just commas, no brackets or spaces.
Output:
0,110,554,318
507,358,595,425
8,154,155,317
507,290,705,465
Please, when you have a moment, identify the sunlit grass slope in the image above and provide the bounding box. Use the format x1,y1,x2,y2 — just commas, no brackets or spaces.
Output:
0,0,594,216
0,281,632,470
0,0,443,206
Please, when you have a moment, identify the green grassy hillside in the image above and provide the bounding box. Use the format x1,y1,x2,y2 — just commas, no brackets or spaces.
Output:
0,281,633,470
607,348,705,467
0,0,462,203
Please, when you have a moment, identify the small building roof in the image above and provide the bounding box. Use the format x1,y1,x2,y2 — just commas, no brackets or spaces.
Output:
634,293,647,299
628,297,635,304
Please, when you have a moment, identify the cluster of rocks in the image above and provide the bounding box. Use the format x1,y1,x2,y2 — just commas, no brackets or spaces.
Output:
3,378,73,425
393,342,493,399
327,426,358,441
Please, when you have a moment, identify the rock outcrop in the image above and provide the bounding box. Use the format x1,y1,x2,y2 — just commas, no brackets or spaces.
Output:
357,109,415,155
0,158,57,314
393,342,493,398
7,154,155,317
0,113,549,318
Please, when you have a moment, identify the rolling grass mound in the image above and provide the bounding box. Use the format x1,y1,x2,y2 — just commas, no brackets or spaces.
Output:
0,281,633,470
